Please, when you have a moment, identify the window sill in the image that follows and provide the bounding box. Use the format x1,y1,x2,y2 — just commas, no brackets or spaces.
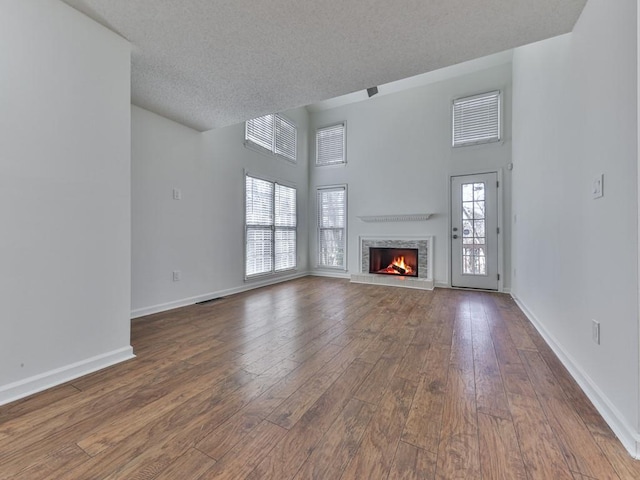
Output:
244,268,298,282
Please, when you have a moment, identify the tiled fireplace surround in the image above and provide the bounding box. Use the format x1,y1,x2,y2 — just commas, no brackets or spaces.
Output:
351,236,434,290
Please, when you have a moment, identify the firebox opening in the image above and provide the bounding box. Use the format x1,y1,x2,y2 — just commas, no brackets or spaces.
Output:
369,247,419,277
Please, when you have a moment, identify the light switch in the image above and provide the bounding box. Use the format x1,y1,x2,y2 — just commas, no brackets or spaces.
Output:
173,188,182,200
592,174,603,199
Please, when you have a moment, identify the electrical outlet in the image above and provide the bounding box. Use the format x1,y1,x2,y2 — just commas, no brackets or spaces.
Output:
592,319,600,345
173,188,182,200
172,270,181,282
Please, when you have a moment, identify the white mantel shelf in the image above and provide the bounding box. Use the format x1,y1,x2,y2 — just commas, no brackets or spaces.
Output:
357,213,433,223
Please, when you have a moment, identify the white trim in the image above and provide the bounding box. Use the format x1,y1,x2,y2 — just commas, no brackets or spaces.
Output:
357,233,435,240
0,346,135,407
436,284,504,293
512,293,640,459
445,174,452,287
449,170,504,292
131,270,310,319
637,0,640,462
357,213,433,222
497,169,505,292
310,270,351,279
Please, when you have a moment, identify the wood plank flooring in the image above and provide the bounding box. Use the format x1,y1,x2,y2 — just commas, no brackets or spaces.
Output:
0,277,637,479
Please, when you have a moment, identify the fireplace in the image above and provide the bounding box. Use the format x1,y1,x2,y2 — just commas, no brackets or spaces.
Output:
369,247,418,277
351,236,434,290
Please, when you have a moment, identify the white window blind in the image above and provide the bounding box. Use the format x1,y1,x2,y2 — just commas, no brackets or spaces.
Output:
246,176,274,276
246,115,274,152
316,123,345,165
245,174,297,277
274,115,297,161
317,186,346,269
452,90,501,147
245,113,297,162
274,184,296,271
245,176,273,226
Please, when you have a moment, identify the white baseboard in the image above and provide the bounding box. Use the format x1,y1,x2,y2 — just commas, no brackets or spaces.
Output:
131,292,226,319
0,346,135,407
131,271,311,319
511,293,640,459
435,282,511,294
309,270,351,279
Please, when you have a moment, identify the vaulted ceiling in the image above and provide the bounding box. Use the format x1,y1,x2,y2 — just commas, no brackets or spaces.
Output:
62,0,587,131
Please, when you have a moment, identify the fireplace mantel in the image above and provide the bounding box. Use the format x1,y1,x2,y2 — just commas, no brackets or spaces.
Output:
357,213,433,223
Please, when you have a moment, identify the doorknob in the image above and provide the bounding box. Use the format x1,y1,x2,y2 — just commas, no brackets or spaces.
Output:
452,234,459,239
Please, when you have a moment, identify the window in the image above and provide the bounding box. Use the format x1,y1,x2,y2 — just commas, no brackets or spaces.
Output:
274,183,297,271
316,123,346,166
452,90,501,147
245,174,297,277
461,182,487,275
317,186,347,269
245,114,297,162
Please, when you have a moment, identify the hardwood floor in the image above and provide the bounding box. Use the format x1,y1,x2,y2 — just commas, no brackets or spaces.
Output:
1,277,638,479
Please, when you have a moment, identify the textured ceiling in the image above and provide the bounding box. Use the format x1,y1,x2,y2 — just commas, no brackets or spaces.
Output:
62,0,587,131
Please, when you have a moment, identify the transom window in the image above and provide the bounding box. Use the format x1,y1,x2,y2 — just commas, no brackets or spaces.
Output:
316,123,346,166
245,113,297,162
452,90,501,147
245,174,297,277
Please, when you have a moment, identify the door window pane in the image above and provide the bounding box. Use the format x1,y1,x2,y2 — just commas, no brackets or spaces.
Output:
461,182,487,275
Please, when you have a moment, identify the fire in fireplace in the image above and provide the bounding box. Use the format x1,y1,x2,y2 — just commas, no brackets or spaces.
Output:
369,247,419,277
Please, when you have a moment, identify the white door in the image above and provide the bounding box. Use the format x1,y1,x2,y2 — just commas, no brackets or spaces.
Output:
451,173,499,290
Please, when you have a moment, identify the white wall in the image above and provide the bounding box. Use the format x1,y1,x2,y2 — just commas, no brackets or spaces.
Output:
0,0,133,404
132,107,206,312
512,0,639,454
131,106,310,316
308,65,513,288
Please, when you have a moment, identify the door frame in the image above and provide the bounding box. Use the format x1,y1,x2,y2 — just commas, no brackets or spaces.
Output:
448,169,504,292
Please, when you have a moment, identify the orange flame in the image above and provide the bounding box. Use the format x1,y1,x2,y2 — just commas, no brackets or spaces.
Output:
380,256,414,275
